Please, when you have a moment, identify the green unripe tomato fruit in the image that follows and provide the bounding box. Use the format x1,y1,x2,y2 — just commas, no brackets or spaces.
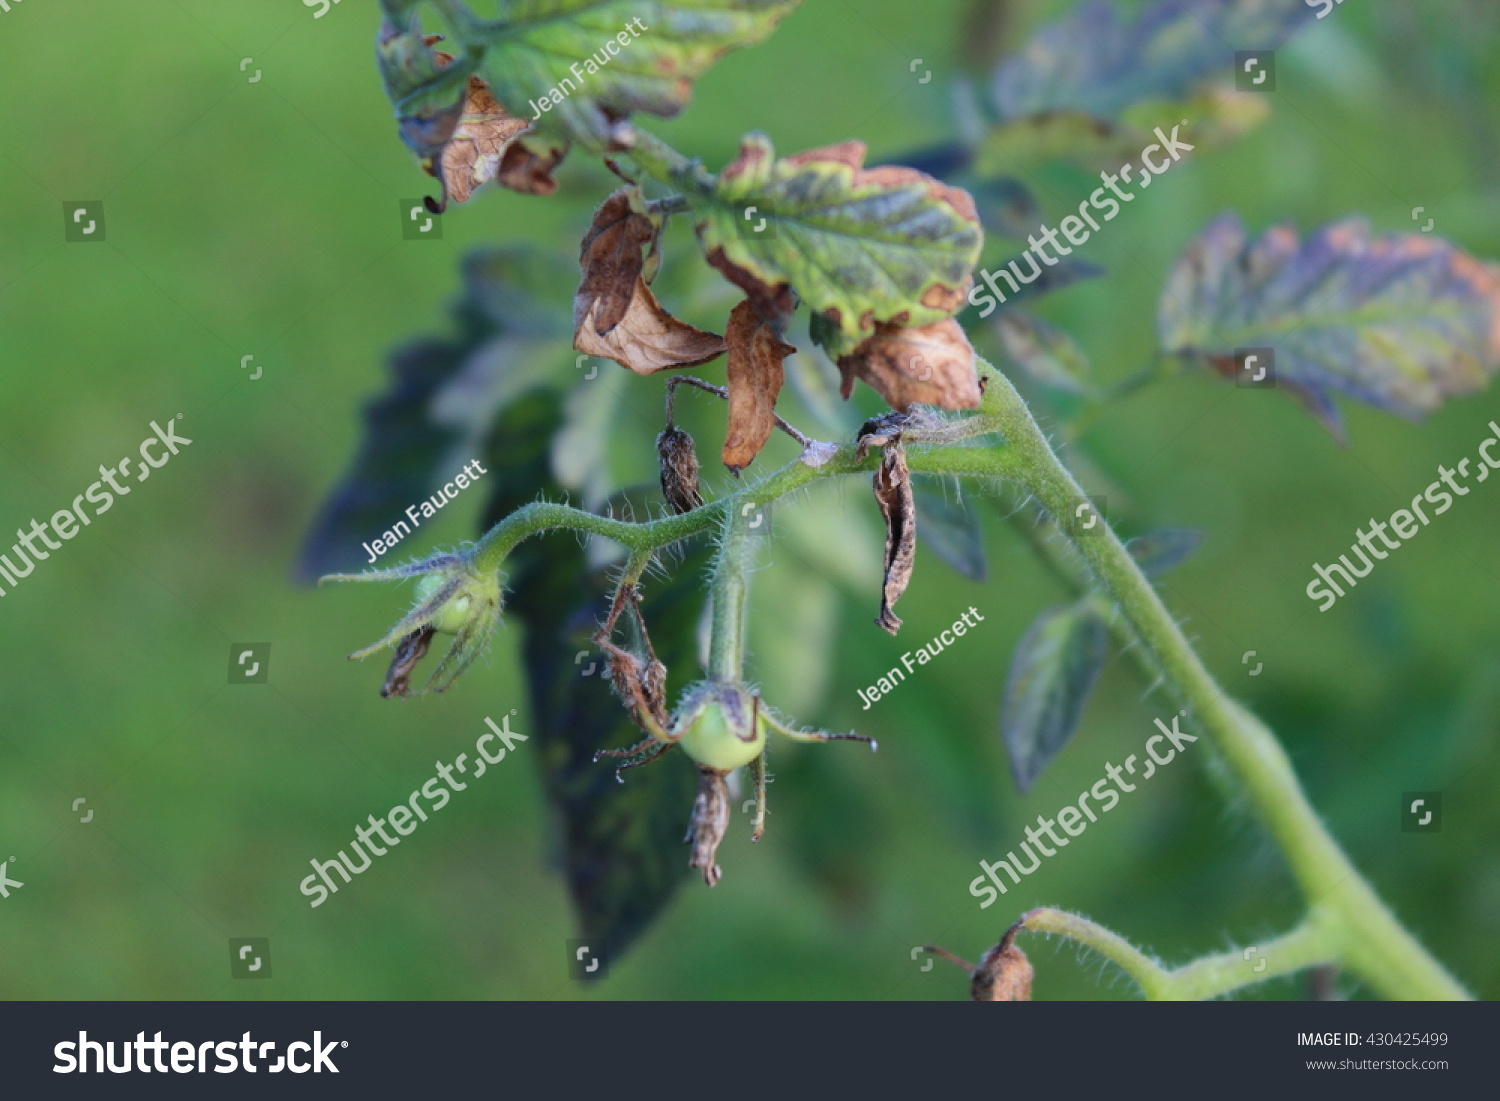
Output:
415,574,472,635
677,699,766,771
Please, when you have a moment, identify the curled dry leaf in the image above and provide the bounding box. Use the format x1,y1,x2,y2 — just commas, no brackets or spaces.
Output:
574,190,726,373
435,75,531,205
578,190,657,332
495,133,568,196
657,425,705,514
872,442,916,636
838,318,982,412
723,300,796,473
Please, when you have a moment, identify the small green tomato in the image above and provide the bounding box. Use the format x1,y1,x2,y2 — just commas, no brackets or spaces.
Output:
676,697,766,771
415,574,472,635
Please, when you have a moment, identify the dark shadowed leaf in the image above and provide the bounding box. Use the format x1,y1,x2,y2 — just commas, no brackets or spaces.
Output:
978,0,1311,171
481,392,705,967
774,748,885,918
990,0,1313,123
295,247,572,581
1159,214,1500,438
1002,602,1109,792
913,478,987,582
994,309,1094,395
1126,528,1204,577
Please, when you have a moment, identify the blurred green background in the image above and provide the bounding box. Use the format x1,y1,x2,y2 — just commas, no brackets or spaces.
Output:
0,0,1497,1000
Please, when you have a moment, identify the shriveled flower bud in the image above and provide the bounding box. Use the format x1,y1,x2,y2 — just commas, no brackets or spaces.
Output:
971,928,1034,1002
657,425,705,514
323,551,503,697
688,768,732,886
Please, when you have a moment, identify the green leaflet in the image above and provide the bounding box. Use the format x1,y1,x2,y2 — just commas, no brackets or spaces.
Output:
1159,214,1500,438
436,0,800,147
695,134,984,358
912,478,987,583
1001,601,1109,793
1125,528,1204,578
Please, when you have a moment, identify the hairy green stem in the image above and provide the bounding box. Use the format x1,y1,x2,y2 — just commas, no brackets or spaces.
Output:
470,439,1016,575
1020,907,1339,1001
708,498,754,681
983,365,1467,1000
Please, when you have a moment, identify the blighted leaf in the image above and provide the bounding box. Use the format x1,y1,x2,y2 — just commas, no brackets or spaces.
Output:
457,0,801,147
836,318,982,412
1002,602,1109,792
434,74,531,205
496,133,569,196
1126,528,1204,577
1159,214,1500,438
723,300,795,472
990,0,1314,125
574,189,726,373
873,443,916,635
577,189,659,334
575,282,728,373
378,20,474,162
995,310,1093,395
483,391,705,964
696,135,983,358
913,478,987,582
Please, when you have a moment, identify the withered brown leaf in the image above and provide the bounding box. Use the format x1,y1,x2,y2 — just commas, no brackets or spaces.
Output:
436,76,531,205
495,134,568,196
578,189,658,332
838,318,982,412
723,300,796,473
575,283,728,373
873,442,916,635
574,190,726,373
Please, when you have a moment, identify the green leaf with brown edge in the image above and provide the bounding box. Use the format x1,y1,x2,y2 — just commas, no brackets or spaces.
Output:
480,390,705,970
696,135,984,358
435,0,800,149
1159,214,1500,439
1001,601,1109,793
